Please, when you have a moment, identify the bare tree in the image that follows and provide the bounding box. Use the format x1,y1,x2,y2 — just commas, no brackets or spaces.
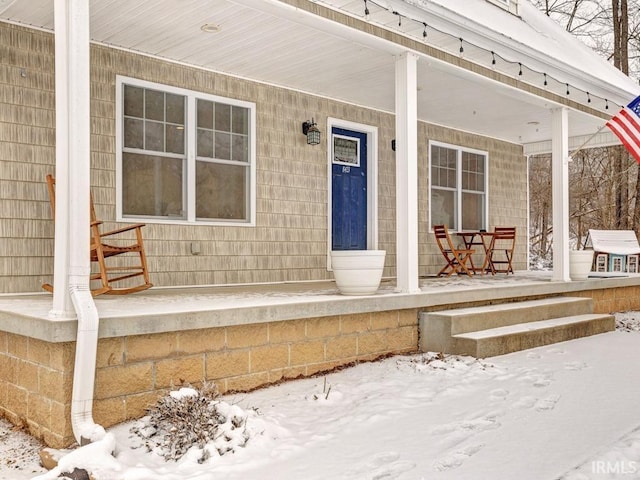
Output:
529,0,640,266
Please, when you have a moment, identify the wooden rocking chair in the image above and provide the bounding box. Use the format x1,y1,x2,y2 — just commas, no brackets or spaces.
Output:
433,224,475,277
42,174,153,296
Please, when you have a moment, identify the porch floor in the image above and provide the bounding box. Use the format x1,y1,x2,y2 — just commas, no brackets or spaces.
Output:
1,271,638,343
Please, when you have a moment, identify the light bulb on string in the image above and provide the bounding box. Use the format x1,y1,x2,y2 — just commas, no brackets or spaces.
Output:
543,73,548,87
518,63,523,76
587,92,591,103
566,83,570,95
422,22,427,39
606,99,609,110
459,38,464,57
364,0,370,19
491,51,496,69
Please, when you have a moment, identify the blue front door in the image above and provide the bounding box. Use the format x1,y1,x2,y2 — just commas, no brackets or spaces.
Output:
332,127,367,250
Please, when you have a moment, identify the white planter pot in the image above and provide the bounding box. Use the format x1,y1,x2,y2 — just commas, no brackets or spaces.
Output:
569,250,594,281
330,250,386,295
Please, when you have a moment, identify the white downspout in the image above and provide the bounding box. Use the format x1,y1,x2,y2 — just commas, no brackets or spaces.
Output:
55,0,104,445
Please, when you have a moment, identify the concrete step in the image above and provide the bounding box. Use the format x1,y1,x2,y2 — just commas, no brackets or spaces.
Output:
418,296,616,356
451,313,615,358
430,296,593,335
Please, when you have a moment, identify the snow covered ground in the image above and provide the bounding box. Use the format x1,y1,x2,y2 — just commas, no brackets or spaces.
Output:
2,312,640,480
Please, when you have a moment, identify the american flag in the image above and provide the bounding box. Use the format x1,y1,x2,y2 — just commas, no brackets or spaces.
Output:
606,95,640,164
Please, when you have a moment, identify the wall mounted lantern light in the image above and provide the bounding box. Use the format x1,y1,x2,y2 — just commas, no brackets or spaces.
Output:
302,118,321,145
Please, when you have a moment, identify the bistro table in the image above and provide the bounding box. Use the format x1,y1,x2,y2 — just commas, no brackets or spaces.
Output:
456,231,495,275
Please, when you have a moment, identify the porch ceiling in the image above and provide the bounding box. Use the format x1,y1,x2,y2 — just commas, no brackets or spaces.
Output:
0,0,627,149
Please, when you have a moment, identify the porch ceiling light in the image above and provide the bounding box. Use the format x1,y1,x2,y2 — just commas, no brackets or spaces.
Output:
302,118,321,145
200,23,221,33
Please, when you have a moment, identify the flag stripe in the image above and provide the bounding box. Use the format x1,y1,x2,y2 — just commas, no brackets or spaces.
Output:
610,109,640,152
618,109,640,141
606,98,640,165
607,118,640,163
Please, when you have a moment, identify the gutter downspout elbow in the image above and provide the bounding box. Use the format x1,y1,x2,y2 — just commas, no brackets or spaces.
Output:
69,281,104,445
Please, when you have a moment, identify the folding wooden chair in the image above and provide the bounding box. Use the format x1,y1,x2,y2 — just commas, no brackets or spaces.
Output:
42,174,153,296
433,224,475,276
488,226,516,274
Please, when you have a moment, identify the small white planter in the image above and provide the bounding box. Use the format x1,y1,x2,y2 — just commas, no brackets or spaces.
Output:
569,249,594,281
330,250,386,295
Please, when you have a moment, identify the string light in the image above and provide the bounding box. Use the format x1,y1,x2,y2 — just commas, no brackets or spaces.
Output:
356,0,621,112
392,11,401,27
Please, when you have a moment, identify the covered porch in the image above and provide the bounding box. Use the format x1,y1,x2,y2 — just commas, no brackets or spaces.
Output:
1,272,639,447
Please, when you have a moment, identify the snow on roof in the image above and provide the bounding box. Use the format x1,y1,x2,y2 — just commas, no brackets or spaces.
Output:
394,0,640,103
588,229,640,255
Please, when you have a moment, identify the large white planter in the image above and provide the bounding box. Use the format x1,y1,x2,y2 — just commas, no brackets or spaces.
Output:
330,250,386,295
569,249,594,281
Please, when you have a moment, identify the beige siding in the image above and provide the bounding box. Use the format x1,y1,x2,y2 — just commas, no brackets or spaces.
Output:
0,21,527,293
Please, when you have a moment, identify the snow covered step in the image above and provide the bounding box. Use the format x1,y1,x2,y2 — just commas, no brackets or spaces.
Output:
418,296,614,357
428,296,593,335
451,314,615,358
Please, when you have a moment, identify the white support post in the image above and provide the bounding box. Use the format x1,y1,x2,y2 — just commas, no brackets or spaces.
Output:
50,0,74,318
50,0,92,318
66,0,92,289
551,107,570,282
395,52,420,293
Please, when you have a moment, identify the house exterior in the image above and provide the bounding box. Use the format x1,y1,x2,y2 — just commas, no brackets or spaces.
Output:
1,0,639,448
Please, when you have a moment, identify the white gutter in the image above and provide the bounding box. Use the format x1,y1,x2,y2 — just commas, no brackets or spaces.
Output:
54,0,103,445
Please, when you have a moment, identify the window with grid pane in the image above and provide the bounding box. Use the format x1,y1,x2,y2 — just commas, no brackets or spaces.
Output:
117,76,255,225
429,142,487,231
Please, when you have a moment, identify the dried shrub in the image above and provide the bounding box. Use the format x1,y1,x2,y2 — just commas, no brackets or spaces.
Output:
130,383,250,462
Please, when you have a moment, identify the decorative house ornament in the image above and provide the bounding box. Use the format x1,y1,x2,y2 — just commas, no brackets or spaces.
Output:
585,229,640,274
302,118,321,145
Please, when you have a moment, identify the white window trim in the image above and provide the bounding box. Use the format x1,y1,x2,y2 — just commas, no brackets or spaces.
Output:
428,140,489,232
115,75,256,226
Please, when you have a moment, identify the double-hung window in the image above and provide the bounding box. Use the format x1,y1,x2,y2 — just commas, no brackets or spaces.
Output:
429,141,488,231
116,76,256,225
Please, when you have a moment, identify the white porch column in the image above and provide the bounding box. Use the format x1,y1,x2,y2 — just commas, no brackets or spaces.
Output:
50,0,92,318
551,107,570,282
395,52,420,293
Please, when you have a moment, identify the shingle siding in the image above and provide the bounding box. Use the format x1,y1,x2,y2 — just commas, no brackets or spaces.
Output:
0,21,527,293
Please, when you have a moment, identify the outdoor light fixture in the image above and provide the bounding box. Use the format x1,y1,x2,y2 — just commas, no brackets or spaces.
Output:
302,118,321,145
